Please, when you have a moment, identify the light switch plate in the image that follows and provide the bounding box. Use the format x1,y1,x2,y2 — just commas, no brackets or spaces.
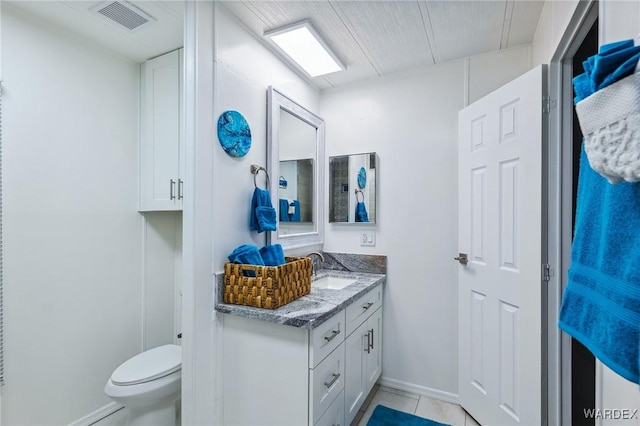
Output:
360,231,375,246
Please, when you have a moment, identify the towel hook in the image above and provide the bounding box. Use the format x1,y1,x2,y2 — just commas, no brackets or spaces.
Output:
355,188,364,202
251,164,270,189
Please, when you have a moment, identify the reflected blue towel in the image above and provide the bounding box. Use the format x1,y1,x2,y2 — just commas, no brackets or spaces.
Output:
259,244,286,266
250,188,277,233
278,199,301,222
279,199,290,222
355,201,369,223
290,200,301,222
559,39,640,384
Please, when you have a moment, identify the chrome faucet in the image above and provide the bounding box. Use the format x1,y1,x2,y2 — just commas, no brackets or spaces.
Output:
306,252,325,276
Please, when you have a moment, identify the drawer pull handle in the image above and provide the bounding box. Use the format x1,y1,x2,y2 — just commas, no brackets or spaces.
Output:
365,331,371,353
178,179,184,200
324,373,340,388
324,329,340,342
363,302,374,310
369,328,374,349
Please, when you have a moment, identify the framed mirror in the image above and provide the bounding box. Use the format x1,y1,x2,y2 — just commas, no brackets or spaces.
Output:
267,86,325,249
329,152,377,224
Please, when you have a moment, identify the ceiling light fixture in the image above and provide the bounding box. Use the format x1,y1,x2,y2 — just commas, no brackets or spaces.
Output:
264,20,345,78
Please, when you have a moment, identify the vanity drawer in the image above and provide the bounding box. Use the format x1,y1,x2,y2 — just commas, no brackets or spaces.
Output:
309,309,346,368
309,344,345,425
315,388,344,426
346,285,382,336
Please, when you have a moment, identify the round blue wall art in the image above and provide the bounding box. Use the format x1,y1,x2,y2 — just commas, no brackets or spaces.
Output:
357,167,367,189
217,110,252,157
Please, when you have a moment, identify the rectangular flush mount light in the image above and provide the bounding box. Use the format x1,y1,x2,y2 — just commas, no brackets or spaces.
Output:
264,20,345,78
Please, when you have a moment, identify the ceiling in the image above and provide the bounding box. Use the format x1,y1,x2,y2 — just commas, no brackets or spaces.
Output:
222,0,545,90
6,1,545,90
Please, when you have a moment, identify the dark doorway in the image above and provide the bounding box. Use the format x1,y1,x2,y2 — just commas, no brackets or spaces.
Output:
570,17,598,426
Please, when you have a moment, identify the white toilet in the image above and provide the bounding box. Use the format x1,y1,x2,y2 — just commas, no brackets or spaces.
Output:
105,344,182,426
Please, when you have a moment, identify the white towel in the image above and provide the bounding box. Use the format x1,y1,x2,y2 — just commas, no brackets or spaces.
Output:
575,61,640,183
287,199,295,215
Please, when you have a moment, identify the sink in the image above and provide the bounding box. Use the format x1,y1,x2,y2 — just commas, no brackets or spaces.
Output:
313,275,357,290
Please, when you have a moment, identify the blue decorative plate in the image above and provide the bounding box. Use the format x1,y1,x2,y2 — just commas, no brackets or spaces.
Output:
357,167,367,189
217,110,251,157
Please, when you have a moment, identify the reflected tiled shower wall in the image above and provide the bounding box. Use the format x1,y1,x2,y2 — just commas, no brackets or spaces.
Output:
298,160,313,222
330,156,349,222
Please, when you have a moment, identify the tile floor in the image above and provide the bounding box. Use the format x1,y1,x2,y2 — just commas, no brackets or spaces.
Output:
353,385,481,426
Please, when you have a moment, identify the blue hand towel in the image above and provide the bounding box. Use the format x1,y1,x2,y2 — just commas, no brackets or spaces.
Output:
228,244,264,277
259,244,286,266
249,188,277,233
279,199,290,222
228,244,264,266
355,201,369,223
290,200,301,222
559,39,640,384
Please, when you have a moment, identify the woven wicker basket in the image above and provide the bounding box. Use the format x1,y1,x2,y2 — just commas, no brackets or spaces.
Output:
223,256,312,309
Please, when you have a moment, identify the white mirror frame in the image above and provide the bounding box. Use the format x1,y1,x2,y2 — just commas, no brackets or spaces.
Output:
267,86,325,250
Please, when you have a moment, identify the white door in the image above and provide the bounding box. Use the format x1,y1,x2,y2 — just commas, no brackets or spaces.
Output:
457,66,546,426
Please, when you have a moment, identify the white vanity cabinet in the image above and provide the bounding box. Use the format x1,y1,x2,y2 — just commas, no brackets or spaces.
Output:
221,283,383,426
139,48,184,211
345,286,383,425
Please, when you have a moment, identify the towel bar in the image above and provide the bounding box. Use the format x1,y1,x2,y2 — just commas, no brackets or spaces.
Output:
251,164,270,189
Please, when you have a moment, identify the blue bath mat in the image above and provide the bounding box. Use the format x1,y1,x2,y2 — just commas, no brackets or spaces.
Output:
367,405,451,426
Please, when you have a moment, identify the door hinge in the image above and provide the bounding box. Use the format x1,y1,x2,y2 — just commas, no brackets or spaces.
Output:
543,96,556,114
543,263,554,282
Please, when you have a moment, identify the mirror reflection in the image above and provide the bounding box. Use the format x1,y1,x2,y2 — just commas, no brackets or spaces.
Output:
278,159,313,223
329,152,377,224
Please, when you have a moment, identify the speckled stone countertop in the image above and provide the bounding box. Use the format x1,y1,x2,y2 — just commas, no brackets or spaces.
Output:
214,253,386,329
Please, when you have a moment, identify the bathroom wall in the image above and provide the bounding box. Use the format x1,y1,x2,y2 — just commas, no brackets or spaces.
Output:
532,0,580,66
2,6,180,424
212,3,320,271
321,46,531,398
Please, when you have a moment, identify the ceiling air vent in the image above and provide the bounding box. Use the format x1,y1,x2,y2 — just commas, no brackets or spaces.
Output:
92,1,154,31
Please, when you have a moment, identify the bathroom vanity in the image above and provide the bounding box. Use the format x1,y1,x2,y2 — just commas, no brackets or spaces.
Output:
216,269,385,426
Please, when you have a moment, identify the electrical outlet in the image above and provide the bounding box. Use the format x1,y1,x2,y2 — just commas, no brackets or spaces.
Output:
360,231,375,246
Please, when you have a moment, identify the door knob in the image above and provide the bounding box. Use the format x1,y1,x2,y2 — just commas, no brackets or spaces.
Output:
454,253,468,265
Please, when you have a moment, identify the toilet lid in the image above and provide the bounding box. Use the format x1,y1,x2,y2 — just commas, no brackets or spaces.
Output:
111,344,181,386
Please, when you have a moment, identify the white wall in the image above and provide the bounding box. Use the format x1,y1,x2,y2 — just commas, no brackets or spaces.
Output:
2,6,180,424
212,4,320,267
532,0,580,66
321,46,531,397
596,1,640,422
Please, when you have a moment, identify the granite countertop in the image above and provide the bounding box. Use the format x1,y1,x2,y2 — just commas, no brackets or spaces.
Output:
214,269,386,329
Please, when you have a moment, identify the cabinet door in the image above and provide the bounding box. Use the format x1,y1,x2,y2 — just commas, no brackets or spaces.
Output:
365,307,382,394
140,49,182,211
345,321,367,426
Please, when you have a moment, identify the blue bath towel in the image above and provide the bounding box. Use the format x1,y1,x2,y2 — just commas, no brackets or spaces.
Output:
559,39,640,384
259,244,286,266
355,201,369,223
249,188,277,233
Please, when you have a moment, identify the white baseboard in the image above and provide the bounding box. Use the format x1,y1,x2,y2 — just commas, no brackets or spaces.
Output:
379,375,459,405
68,402,124,426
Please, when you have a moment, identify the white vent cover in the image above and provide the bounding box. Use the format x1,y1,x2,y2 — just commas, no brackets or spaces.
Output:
91,1,154,31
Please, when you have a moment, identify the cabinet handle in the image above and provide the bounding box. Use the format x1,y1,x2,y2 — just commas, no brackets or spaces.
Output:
363,302,374,310
365,331,371,354
324,329,340,342
324,373,340,388
178,179,184,200
369,328,374,349
170,179,176,200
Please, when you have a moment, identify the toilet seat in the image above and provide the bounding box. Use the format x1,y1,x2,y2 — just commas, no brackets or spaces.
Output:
111,344,181,386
